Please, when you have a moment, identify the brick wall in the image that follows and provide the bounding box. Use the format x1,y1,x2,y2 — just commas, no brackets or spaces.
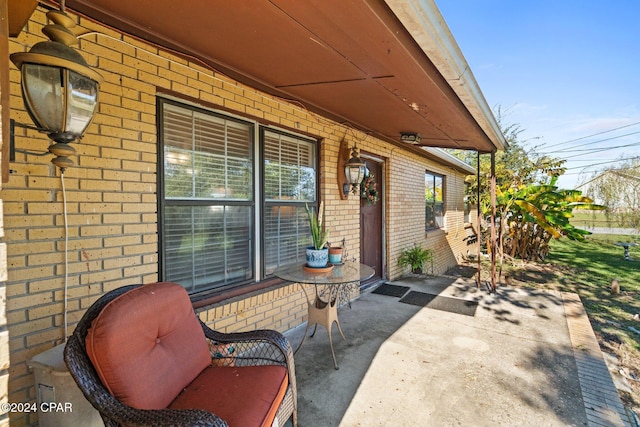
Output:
1,1,11,425
197,283,307,333
386,150,470,277
4,7,474,425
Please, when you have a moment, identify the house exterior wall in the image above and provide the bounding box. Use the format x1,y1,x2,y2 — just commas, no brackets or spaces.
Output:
386,149,469,278
1,1,12,426
3,7,472,426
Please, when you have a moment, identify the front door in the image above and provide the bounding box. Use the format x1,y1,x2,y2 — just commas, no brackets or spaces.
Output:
360,157,384,290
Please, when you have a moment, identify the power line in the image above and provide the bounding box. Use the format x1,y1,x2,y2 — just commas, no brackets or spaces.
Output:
568,158,629,162
564,163,640,178
540,130,640,153
563,156,640,171
538,120,640,150
560,140,640,159
571,165,640,187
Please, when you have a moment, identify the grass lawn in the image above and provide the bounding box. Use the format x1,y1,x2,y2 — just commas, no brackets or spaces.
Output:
548,234,640,344
494,234,640,412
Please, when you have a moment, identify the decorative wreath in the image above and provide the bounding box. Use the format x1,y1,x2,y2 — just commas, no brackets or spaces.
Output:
360,171,379,205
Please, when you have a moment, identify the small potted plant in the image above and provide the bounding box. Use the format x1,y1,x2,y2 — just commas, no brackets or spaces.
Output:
305,202,330,268
328,238,346,264
398,244,433,275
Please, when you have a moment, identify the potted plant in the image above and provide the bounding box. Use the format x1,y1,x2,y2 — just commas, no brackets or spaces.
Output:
328,238,346,264
305,202,330,267
398,244,433,275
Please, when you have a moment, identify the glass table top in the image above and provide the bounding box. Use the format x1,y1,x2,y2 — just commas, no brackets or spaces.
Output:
273,261,375,285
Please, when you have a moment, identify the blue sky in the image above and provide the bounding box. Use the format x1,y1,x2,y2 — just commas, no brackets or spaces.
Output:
435,1,640,190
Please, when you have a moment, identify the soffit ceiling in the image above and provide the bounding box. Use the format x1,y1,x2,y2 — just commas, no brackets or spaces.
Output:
57,0,498,152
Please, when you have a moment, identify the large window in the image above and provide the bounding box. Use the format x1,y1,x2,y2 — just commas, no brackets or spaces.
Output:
159,99,317,294
425,171,444,230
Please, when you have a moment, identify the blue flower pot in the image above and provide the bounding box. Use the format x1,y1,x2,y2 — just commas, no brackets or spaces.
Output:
306,247,329,268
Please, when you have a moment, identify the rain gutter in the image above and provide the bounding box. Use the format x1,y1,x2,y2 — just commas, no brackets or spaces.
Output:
384,0,507,152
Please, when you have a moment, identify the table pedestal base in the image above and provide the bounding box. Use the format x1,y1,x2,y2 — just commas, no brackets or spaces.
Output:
273,262,375,370
297,291,346,369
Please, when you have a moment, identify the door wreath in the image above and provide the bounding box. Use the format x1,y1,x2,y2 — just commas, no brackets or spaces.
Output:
360,171,379,204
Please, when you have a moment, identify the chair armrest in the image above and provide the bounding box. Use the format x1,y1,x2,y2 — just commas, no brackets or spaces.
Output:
198,323,297,406
64,333,230,427
200,323,294,366
107,408,228,427
104,406,228,427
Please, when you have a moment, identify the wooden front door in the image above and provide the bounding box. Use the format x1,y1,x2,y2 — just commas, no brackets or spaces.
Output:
360,157,383,289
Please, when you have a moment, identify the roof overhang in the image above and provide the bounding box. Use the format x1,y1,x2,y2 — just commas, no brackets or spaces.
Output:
36,0,506,153
7,0,38,37
422,148,476,175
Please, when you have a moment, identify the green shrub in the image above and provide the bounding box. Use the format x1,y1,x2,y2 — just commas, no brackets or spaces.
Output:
398,244,433,274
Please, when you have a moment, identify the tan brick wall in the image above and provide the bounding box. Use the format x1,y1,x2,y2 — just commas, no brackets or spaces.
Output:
3,7,473,425
385,150,471,278
1,1,10,424
1,219,8,427
197,283,308,334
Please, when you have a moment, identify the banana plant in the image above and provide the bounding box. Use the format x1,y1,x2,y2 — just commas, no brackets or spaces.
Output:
493,177,604,261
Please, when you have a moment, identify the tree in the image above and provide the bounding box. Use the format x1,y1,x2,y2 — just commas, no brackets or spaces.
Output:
449,107,566,210
583,158,640,228
448,106,601,264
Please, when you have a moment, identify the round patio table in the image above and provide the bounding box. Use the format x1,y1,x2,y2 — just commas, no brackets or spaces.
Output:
274,261,374,369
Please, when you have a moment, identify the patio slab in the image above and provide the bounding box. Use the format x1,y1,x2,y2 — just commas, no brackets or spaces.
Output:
283,275,635,427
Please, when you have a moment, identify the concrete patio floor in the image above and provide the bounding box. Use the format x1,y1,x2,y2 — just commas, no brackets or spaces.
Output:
283,274,636,427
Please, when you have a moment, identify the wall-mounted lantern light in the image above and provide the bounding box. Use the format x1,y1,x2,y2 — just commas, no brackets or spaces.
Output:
10,6,103,171
338,138,366,199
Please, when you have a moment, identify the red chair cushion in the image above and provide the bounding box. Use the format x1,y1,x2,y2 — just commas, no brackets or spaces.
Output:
85,282,211,409
169,365,289,427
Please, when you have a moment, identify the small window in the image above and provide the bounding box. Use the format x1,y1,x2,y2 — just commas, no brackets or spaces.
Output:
425,171,444,231
463,182,471,223
463,196,471,224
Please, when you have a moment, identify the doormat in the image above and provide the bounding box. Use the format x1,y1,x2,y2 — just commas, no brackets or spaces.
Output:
372,283,411,298
399,291,478,316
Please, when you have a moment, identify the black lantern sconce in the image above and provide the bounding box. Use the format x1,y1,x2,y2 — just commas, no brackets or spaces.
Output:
338,138,366,199
10,4,103,172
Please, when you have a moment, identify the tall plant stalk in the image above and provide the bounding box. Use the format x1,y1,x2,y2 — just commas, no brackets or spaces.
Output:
306,202,329,250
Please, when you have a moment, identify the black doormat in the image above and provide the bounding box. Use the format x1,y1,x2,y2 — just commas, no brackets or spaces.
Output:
372,283,411,298
399,291,478,316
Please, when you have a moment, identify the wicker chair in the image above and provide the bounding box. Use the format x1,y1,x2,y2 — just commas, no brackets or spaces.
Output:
64,282,297,427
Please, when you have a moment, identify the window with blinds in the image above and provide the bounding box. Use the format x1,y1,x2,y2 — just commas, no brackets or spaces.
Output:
160,101,254,293
263,129,316,276
159,99,318,294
